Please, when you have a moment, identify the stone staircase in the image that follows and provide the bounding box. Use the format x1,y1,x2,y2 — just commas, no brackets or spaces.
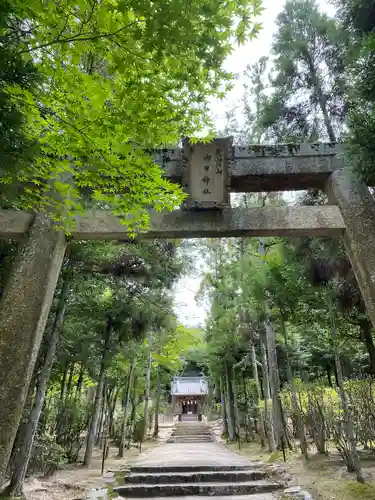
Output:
181,414,199,422
167,421,213,443
114,422,282,499
115,465,279,497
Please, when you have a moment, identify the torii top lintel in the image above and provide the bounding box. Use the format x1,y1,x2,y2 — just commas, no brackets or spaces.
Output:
0,140,345,241
153,139,343,194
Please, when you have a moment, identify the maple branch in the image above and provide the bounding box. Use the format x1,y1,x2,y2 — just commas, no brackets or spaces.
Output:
17,20,144,56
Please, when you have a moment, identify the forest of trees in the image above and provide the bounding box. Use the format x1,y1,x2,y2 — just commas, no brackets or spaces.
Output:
1,0,375,498
196,0,375,489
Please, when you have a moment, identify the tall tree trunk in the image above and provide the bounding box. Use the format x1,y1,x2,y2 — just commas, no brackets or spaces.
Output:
75,363,84,401
66,362,75,399
331,308,364,483
143,333,153,442
128,376,138,449
6,379,35,477
206,382,213,421
108,387,119,438
219,377,229,437
95,383,106,447
153,369,161,438
119,360,135,457
326,366,333,388
264,318,283,449
360,319,375,375
59,362,69,401
232,369,241,441
334,365,339,387
260,336,276,452
241,372,251,441
281,316,308,459
4,269,71,497
83,315,113,466
251,344,266,447
225,361,236,441
55,361,69,438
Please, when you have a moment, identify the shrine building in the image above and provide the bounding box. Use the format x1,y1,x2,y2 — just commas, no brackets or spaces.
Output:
171,376,208,421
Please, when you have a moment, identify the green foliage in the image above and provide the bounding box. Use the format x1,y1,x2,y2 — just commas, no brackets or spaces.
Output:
28,433,66,476
8,235,196,482
132,414,146,443
281,378,375,461
255,0,346,142
53,398,90,462
1,0,263,230
343,482,375,500
345,33,375,183
0,2,41,208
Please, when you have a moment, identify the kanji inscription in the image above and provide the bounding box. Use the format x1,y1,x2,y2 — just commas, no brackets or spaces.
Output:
182,138,232,209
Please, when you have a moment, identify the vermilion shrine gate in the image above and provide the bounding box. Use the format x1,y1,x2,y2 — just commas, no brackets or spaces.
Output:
1,138,375,479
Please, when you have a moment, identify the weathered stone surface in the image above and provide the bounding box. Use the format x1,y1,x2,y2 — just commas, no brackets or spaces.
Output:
131,441,253,469
156,142,343,192
167,421,213,443
0,214,66,485
284,486,302,493
0,207,344,241
73,206,344,240
115,479,280,497
167,437,213,443
325,168,375,327
124,496,276,500
0,209,32,240
117,430,279,498
130,465,258,473
231,156,341,192
0,206,345,241
182,138,232,209
296,492,313,500
126,470,267,484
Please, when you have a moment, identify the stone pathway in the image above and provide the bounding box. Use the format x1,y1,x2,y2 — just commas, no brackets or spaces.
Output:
131,442,258,469
114,423,282,499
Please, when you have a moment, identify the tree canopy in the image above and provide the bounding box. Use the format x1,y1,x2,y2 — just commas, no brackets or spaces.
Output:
0,0,262,230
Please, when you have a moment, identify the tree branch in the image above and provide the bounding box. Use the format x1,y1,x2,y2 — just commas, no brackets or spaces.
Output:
17,20,144,56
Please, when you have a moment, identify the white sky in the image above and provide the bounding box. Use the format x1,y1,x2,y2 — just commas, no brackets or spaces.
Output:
173,0,336,328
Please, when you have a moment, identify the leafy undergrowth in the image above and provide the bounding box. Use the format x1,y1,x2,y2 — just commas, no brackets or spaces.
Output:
226,442,375,500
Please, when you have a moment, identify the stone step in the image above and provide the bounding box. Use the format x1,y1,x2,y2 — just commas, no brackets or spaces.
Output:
177,424,207,426
125,470,267,484
173,429,211,433
130,464,264,473
172,432,211,436
174,427,210,430
173,430,211,433
169,433,212,436
168,436,213,440
116,497,275,500
170,433,212,437
172,433,211,437
167,442,213,445
175,429,209,432
167,438,213,443
177,424,206,427
114,480,281,497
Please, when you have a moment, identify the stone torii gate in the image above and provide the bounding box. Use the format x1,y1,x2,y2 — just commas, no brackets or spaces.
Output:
1,138,375,481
